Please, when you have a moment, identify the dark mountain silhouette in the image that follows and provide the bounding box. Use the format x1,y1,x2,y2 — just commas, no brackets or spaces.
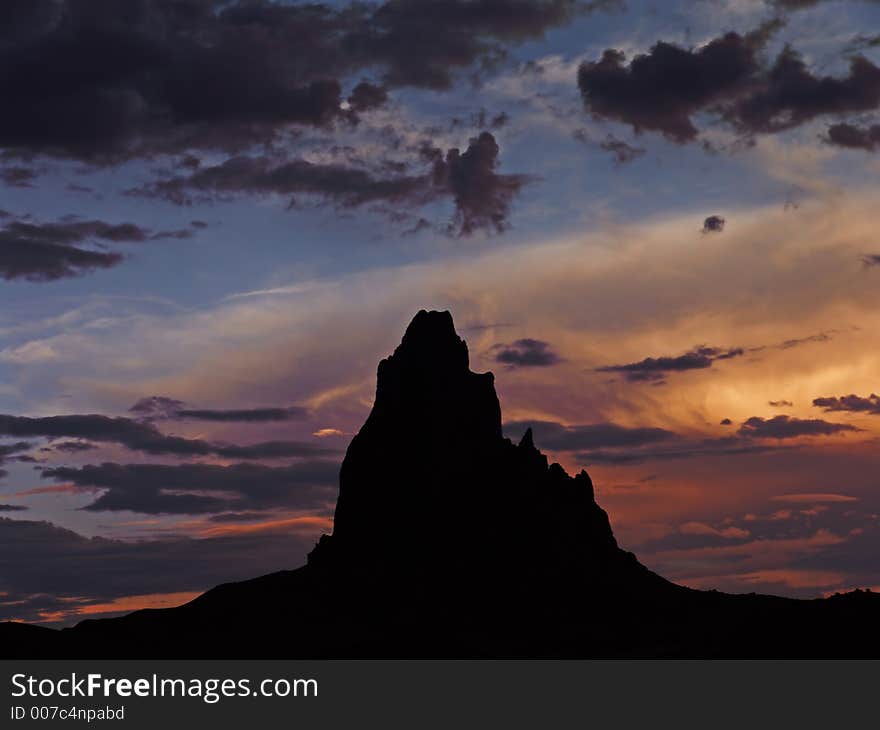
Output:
2,310,879,658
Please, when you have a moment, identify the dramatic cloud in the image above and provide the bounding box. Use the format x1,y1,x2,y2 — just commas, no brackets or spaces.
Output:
0,0,582,162
702,215,725,234
428,132,530,235
825,123,880,151
738,415,861,439
0,414,335,459
0,216,195,282
813,393,880,415
504,420,676,451
728,49,880,135
130,396,307,423
134,132,529,235
578,25,880,142
41,460,339,514
578,31,764,142
347,81,389,113
504,412,864,465
596,345,744,383
492,338,561,367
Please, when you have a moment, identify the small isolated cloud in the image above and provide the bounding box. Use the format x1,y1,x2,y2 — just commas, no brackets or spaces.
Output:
737,415,861,439
596,345,743,383
492,338,561,367
702,215,726,234
720,418,733,425
313,428,346,438
769,400,793,408
813,393,880,415
0,504,27,512
860,254,880,268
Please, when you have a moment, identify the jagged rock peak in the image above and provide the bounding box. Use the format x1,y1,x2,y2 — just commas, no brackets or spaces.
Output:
378,309,472,384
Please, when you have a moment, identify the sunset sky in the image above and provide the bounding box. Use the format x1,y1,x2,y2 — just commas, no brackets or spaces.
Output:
3,0,880,625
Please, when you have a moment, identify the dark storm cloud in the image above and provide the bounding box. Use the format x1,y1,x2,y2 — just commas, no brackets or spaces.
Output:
41,460,339,514
0,0,584,163
738,415,861,439
428,132,530,235
0,231,121,281
702,215,725,234
492,338,561,367
728,48,880,135
0,441,33,460
347,81,389,113
0,516,321,623
578,23,880,142
825,123,880,151
504,419,676,451
577,31,766,142
0,413,336,459
0,216,197,282
130,395,308,423
133,131,529,236
596,345,744,383
813,393,880,415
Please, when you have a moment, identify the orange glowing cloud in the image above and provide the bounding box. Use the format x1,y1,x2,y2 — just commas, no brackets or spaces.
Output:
34,591,202,624
196,515,332,538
